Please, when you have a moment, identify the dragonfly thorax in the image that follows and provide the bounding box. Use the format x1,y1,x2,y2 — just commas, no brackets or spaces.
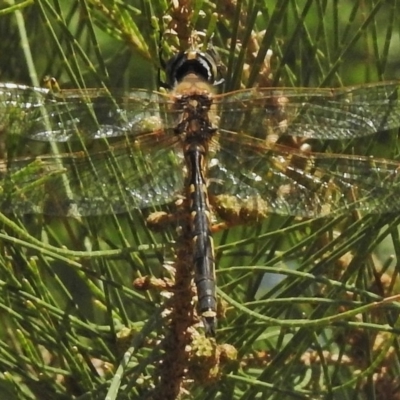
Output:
173,88,216,144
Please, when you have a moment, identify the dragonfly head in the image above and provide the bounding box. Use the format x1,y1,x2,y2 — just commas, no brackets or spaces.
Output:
165,47,224,88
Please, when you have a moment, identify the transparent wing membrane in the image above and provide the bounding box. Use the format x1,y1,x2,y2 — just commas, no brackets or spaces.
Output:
209,138,400,218
218,82,400,140
1,81,400,217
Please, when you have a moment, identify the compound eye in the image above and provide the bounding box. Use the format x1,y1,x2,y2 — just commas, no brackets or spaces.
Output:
165,52,186,88
164,49,223,87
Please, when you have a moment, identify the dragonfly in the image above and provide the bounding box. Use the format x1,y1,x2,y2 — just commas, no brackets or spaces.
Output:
2,47,400,336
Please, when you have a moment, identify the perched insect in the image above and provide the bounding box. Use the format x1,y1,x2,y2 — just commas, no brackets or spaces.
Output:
1,45,400,335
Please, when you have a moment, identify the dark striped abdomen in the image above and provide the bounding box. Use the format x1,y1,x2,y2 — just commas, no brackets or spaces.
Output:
184,142,217,336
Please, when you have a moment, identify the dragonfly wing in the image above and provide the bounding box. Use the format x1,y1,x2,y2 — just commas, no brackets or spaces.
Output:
217,82,400,140
0,85,177,142
208,130,400,218
0,135,185,216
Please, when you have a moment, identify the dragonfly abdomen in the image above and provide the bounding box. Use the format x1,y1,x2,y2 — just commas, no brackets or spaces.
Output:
184,142,217,336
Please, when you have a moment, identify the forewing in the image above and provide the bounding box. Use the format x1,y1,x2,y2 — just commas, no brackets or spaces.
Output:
216,82,400,141
0,84,179,142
